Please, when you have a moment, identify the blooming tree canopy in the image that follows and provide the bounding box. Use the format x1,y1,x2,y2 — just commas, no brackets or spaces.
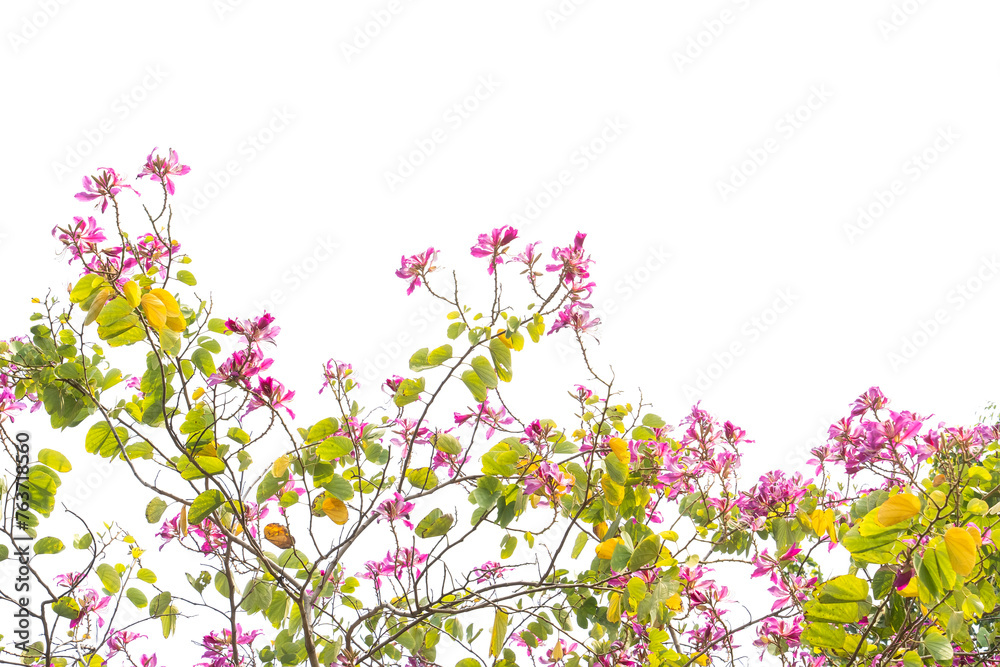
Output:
1,150,999,667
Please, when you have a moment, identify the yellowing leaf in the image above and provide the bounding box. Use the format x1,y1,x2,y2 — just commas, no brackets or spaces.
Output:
608,437,631,464
877,493,921,526
595,521,608,540
944,527,977,576
140,293,167,330
149,288,181,319
84,288,112,326
263,523,295,549
898,577,919,597
665,593,683,611
179,505,188,537
272,455,290,478
191,387,205,400
165,314,186,332
606,592,621,622
596,538,619,560
123,281,141,308
322,497,349,525
967,523,982,546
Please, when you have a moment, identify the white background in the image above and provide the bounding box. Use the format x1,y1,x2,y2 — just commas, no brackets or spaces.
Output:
2,0,999,661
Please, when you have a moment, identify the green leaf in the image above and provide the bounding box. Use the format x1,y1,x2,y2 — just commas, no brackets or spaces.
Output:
137,568,157,584
489,338,512,382
456,659,482,667
642,413,666,428
33,537,64,555
96,563,121,594
471,355,498,389
161,604,178,638
801,622,846,650
191,348,216,376
416,509,454,538
176,270,197,286
428,344,453,366
627,535,661,571
69,274,105,304
323,474,355,501
126,587,148,608
447,322,467,340
393,378,425,407
38,449,71,472
188,489,226,524
406,467,439,490
872,568,895,599
53,596,81,619
923,630,953,663
149,591,172,617
85,422,127,457
841,525,897,563
461,370,488,402
0,545,8,561
316,435,354,460
145,497,168,523
432,433,463,455
818,574,870,603
489,609,509,657
572,532,589,559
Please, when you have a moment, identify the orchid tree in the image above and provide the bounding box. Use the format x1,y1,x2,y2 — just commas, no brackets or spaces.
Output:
1,151,999,667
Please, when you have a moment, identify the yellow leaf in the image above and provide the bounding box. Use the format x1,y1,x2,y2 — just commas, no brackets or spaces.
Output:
601,475,624,507
84,288,112,326
165,314,186,332
122,281,141,308
877,493,921,526
496,329,514,349
272,455,290,479
551,640,564,661
665,593,683,611
179,506,188,537
140,293,167,330
693,653,709,666
149,289,181,319
826,508,838,543
263,523,295,549
606,592,621,622
132,548,144,559
322,497,349,525
191,387,205,400
608,437,631,464
596,538,619,560
944,526,977,576
595,521,608,540
967,523,982,547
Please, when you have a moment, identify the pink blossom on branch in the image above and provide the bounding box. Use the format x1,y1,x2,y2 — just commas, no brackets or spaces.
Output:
548,302,601,336
75,168,139,213
51,216,106,264
470,225,518,275
395,247,438,295
245,376,296,420
138,147,191,195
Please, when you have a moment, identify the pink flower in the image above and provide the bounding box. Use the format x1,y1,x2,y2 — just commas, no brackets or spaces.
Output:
54,571,86,588
850,386,887,418
75,168,138,213
753,616,803,654
375,492,416,530
454,400,514,439
546,232,593,282
320,359,355,394
208,347,273,387
523,461,575,503
470,226,518,274
395,247,438,295
0,388,27,423
471,561,511,583
197,624,262,667
51,216,106,264
70,589,111,628
225,313,280,347
547,302,601,336
138,147,191,195
245,377,296,420
107,628,146,658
